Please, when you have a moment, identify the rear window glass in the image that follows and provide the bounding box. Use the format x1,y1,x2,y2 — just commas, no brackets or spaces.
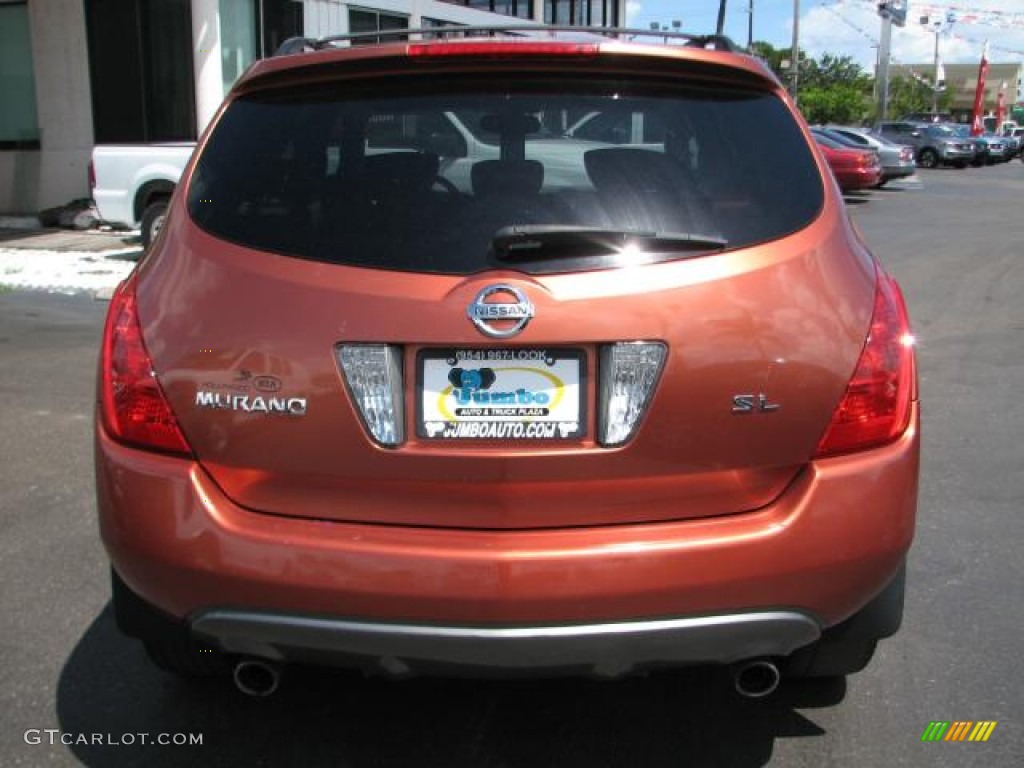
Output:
188,76,823,275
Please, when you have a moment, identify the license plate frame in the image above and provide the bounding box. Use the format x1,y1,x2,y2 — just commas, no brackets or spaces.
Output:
416,347,586,440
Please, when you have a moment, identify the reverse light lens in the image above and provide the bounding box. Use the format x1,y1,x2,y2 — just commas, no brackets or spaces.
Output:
100,276,190,455
815,271,915,457
337,344,404,447
598,342,667,447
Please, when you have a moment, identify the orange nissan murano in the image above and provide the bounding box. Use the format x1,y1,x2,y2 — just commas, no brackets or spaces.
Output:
95,27,918,698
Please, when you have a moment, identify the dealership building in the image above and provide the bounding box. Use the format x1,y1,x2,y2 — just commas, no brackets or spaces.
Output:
889,61,1024,123
0,0,623,214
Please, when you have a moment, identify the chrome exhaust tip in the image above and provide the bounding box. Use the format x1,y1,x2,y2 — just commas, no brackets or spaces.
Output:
732,659,781,699
233,658,282,697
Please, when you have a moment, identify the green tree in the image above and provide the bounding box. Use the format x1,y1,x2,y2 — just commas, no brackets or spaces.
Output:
749,41,790,81
885,75,942,119
796,54,873,124
800,53,872,91
799,85,871,125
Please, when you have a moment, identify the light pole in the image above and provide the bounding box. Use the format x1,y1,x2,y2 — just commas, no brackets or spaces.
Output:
876,13,892,122
922,13,955,113
747,0,754,49
790,0,800,102
874,2,907,124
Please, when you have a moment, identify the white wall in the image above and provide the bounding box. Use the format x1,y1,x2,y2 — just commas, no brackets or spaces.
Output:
0,0,94,213
304,0,540,39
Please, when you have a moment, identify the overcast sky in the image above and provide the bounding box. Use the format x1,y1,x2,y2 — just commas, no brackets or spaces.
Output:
626,0,1024,73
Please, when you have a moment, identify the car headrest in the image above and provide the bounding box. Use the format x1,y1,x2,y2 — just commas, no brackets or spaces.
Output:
362,152,440,189
471,160,544,198
584,148,679,193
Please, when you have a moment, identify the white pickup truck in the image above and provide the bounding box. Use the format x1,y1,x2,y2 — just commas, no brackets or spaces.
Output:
88,111,609,249
90,143,194,248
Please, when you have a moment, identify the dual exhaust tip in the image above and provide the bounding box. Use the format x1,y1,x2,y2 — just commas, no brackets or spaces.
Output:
232,657,781,699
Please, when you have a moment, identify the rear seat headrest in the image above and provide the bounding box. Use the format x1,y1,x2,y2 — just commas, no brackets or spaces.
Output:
471,160,544,197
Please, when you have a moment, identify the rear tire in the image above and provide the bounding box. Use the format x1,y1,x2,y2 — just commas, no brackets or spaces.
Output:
140,199,169,250
112,569,230,677
143,635,231,678
917,148,938,169
785,565,905,679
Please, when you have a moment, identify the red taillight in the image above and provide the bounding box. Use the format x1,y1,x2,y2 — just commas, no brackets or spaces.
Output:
815,270,916,458
100,275,190,455
407,41,599,58
88,161,96,193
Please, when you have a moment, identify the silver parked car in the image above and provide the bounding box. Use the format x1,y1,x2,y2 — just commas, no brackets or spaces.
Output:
874,121,974,169
823,126,916,186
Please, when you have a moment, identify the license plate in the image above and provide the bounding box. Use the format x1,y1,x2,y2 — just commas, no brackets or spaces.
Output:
417,348,585,440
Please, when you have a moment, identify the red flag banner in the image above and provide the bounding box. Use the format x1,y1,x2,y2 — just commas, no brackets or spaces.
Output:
970,43,989,136
995,84,1007,128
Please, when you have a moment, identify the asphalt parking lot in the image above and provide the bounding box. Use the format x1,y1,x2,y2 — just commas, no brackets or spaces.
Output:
1,162,1022,767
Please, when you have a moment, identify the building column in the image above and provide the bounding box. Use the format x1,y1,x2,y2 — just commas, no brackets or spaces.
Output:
533,0,545,23
12,0,95,210
191,0,224,135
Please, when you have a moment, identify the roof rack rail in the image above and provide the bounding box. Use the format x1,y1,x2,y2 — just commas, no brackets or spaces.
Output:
273,26,742,57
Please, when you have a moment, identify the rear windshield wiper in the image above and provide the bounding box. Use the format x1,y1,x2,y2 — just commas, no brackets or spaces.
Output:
492,225,728,263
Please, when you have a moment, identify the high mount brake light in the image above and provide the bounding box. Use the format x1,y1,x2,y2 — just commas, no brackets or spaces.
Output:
815,271,916,458
100,275,191,456
407,42,600,58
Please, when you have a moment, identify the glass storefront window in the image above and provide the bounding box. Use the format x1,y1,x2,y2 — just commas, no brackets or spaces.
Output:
220,0,259,95
349,8,409,45
0,2,40,146
439,0,531,19
544,0,616,26
220,1,304,95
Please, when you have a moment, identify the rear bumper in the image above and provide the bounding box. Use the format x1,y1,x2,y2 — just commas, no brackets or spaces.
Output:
91,188,134,228
939,147,974,162
97,404,918,667
192,609,819,676
837,167,882,190
881,164,916,181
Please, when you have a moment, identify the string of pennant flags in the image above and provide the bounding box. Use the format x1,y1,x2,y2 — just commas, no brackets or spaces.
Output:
914,5,1024,29
838,0,1024,28
817,0,1024,58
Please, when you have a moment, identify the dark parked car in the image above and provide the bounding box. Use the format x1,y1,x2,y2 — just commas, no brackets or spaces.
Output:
96,27,918,698
948,124,1010,165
